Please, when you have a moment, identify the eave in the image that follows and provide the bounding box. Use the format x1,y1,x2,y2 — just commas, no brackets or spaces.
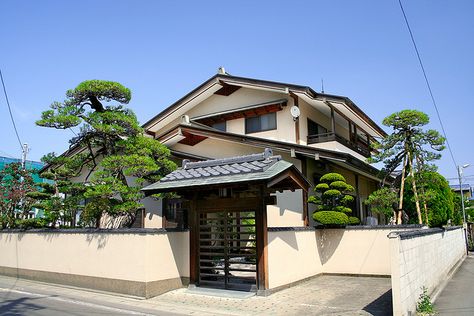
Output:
142,74,387,138
158,123,384,181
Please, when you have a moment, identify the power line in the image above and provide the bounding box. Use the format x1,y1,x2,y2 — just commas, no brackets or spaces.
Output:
397,0,458,170
68,127,78,136
0,68,23,151
0,149,16,159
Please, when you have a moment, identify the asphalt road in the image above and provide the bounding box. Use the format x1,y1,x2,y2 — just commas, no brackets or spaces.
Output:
0,279,181,316
435,254,474,316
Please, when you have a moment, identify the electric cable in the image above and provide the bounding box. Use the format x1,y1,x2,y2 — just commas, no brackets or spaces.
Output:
0,68,23,151
397,0,458,170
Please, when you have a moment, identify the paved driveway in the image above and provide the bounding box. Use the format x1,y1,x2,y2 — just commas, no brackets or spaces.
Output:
0,274,392,315
154,275,392,315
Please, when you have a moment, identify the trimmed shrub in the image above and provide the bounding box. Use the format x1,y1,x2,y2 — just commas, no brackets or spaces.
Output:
348,216,360,225
315,183,329,191
330,181,349,191
309,172,355,226
320,173,345,183
323,189,341,197
341,195,354,204
313,211,349,225
15,218,46,229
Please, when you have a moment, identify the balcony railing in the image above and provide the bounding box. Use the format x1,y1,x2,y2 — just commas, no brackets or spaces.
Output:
307,132,371,158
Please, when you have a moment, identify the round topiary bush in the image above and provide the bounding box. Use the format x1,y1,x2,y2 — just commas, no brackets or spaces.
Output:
322,189,341,198
313,211,349,225
348,216,360,225
314,183,330,191
309,172,355,226
320,173,346,183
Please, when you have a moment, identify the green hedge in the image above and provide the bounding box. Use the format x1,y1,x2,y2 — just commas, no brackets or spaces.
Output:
348,216,361,225
320,173,346,183
313,211,349,225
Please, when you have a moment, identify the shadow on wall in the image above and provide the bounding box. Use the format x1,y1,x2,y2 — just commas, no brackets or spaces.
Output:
316,229,344,265
86,233,109,250
167,232,190,278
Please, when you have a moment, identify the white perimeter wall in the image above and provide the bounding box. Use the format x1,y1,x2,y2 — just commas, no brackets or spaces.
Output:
390,227,466,316
267,227,417,289
0,230,189,282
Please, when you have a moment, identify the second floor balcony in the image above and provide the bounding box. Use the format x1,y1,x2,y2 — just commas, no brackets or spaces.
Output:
307,132,372,158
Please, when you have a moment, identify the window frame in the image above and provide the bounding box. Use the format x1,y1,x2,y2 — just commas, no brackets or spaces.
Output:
245,112,277,134
307,118,328,136
211,121,226,132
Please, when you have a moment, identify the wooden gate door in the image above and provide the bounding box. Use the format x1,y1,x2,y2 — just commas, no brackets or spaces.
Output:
198,208,257,291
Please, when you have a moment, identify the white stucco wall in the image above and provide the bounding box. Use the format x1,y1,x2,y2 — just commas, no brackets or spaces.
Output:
267,227,420,290
0,230,189,282
143,197,163,228
390,227,466,316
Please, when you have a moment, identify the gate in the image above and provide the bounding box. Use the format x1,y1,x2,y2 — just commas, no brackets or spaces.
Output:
198,209,257,291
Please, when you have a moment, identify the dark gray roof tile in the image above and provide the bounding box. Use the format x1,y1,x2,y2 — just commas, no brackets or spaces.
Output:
159,149,282,183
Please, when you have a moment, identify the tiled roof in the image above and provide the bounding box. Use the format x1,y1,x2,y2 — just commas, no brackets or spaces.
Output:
141,148,309,193
160,148,279,182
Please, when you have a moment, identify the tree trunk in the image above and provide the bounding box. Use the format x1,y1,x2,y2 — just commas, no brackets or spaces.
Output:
415,156,430,224
408,152,423,224
398,155,408,224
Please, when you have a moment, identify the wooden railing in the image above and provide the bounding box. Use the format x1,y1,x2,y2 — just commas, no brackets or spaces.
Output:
307,132,371,157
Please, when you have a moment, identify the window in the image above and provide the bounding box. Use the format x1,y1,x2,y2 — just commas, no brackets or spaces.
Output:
211,121,226,132
163,198,188,230
245,112,277,134
307,119,328,136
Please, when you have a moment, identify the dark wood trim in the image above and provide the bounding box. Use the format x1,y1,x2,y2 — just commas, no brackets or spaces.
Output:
256,185,268,292
196,102,286,126
178,131,207,146
330,106,335,133
289,92,300,145
189,193,198,285
329,103,375,147
355,174,361,221
267,169,309,193
301,158,309,226
177,124,383,178
196,198,260,211
214,81,241,96
162,198,167,229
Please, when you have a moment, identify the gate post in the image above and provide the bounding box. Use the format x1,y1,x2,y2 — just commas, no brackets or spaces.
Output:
189,192,198,286
256,185,268,294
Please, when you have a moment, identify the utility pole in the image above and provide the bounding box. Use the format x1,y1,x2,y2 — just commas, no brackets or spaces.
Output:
21,143,29,169
458,164,470,254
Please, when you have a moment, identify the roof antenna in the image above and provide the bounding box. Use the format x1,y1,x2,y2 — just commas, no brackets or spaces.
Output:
321,78,325,93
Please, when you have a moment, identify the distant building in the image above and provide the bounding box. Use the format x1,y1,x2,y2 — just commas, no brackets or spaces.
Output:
0,156,48,217
450,183,472,200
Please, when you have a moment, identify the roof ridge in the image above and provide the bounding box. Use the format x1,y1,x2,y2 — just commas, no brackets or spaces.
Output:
159,149,284,183
183,148,278,169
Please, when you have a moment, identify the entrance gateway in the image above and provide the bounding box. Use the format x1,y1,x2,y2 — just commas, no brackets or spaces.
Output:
142,149,310,293
198,208,257,291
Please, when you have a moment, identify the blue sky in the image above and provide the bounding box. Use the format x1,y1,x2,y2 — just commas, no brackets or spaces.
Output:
0,1,473,184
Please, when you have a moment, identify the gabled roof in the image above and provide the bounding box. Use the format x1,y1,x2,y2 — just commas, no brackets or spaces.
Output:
142,73,387,137
142,149,310,193
155,121,383,181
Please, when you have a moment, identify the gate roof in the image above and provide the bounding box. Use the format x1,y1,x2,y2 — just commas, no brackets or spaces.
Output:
142,148,310,194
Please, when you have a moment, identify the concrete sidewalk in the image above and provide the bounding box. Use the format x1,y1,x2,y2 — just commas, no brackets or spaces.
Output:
0,274,392,315
434,254,474,315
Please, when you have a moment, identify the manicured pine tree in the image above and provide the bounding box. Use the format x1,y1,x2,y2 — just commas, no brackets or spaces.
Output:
369,110,445,224
36,80,176,227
